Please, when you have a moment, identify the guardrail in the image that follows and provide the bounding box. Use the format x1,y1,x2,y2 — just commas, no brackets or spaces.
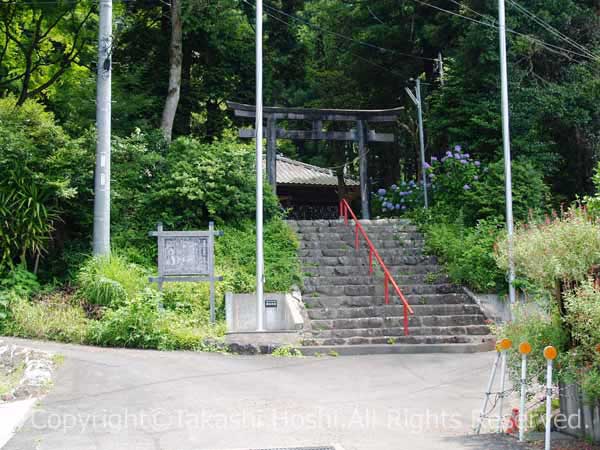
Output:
339,199,415,336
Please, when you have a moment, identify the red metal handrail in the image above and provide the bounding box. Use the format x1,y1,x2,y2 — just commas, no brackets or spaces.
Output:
339,199,415,336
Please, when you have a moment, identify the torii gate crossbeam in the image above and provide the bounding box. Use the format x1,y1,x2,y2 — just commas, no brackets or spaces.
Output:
227,101,403,220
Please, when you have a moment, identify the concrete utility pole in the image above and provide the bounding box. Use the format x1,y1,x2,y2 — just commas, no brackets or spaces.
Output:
93,0,112,256
255,0,265,331
437,52,445,86
405,80,429,209
498,0,516,305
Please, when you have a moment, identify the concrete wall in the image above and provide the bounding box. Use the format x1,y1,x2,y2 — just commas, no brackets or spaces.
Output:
225,291,304,332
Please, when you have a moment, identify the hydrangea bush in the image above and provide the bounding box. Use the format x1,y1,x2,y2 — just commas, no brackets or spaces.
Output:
372,145,483,218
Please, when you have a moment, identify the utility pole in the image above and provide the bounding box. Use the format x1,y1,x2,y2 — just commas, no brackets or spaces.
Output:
255,0,265,331
437,52,444,86
93,0,112,256
498,0,516,305
405,79,429,209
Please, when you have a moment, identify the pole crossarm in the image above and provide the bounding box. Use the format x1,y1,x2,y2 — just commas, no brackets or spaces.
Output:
227,101,403,122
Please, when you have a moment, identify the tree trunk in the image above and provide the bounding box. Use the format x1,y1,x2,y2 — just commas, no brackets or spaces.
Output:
160,0,182,143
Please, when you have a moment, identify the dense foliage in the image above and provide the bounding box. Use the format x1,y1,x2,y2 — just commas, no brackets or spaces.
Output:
496,209,600,402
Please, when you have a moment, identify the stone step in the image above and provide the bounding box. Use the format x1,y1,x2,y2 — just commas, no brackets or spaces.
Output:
298,248,425,258
302,283,461,297
293,225,419,234
296,232,423,242
309,315,488,331
300,255,438,267
299,339,497,355
302,264,443,277
287,219,413,227
298,240,425,250
310,324,491,339
302,274,450,286
303,293,475,308
303,335,478,346
307,306,485,323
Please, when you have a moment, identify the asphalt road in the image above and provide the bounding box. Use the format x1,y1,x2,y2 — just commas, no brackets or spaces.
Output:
1,337,516,450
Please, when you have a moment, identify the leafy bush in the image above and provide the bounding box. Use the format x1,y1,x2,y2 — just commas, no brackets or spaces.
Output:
371,180,425,216
581,369,600,404
495,207,600,292
564,280,600,352
88,289,164,348
464,159,549,224
0,96,78,273
584,163,600,219
373,146,548,226
424,219,506,292
217,218,302,293
498,307,570,385
88,289,224,350
0,265,41,298
77,256,148,307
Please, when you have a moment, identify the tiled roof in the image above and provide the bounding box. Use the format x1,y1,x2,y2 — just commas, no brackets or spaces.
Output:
273,156,359,187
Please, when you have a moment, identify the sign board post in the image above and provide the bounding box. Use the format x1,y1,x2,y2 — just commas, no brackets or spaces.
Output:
149,222,223,323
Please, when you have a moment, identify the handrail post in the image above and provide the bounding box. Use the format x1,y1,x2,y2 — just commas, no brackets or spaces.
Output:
369,249,373,275
384,273,389,305
355,224,359,250
404,305,409,336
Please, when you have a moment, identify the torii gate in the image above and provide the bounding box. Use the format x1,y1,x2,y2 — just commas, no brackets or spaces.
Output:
227,101,403,219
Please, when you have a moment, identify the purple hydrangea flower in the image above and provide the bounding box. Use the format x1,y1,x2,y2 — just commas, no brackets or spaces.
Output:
463,184,471,190
474,161,481,167
395,204,401,210
378,188,386,196
446,151,453,157
401,205,407,210
463,153,470,159
391,184,398,191
454,145,462,152
431,156,438,162
460,159,468,164
473,175,479,180
454,153,461,159
423,162,432,170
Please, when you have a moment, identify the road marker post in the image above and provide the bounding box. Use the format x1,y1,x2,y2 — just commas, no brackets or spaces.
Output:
518,342,532,442
544,346,558,450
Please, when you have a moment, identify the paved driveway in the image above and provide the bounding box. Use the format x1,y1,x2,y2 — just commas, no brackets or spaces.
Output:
1,337,508,450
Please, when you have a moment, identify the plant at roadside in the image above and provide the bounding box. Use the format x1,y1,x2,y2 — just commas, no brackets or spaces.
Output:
495,207,600,293
272,345,303,357
425,218,505,292
77,255,148,308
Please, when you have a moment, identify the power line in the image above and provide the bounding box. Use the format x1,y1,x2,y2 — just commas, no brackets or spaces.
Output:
259,5,405,78
259,0,437,62
506,0,599,60
411,0,597,62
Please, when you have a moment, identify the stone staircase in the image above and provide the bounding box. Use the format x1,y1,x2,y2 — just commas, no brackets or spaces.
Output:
287,219,495,355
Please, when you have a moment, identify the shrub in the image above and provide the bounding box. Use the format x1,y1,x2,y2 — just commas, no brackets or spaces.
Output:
0,96,78,273
88,289,225,350
464,159,549,224
217,218,302,293
0,265,41,298
372,146,549,226
495,207,600,292
371,180,425,217
88,289,164,348
564,280,600,352
77,255,148,307
498,307,570,385
425,219,506,292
